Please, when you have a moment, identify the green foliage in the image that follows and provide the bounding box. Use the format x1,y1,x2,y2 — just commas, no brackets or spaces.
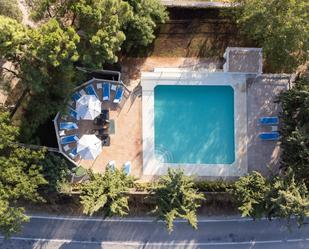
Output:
231,171,270,218
232,171,309,226
0,16,80,141
122,0,168,52
26,0,167,67
40,153,71,194
232,0,309,71
80,167,134,217
0,0,23,22
278,78,309,186
0,111,47,237
269,172,309,226
150,168,205,233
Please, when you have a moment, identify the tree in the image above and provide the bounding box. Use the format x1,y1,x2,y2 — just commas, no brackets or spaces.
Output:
122,0,168,52
231,0,309,71
0,111,47,238
0,0,23,22
40,153,71,194
26,0,167,67
232,171,309,226
0,16,80,141
80,167,134,217
150,168,205,233
231,171,270,219
278,78,309,186
268,173,309,226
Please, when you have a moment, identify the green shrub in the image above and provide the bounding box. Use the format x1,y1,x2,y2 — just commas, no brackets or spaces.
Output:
0,0,23,22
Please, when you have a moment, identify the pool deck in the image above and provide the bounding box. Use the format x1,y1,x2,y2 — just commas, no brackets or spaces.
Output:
54,70,290,181
247,74,290,176
141,71,248,177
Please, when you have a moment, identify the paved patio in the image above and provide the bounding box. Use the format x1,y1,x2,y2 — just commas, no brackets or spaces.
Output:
54,70,290,181
247,75,290,176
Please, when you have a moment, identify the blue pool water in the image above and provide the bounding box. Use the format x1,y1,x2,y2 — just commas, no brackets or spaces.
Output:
154,85,235,164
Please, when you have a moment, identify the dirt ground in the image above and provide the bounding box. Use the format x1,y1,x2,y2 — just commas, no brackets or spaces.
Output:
120,8,251,86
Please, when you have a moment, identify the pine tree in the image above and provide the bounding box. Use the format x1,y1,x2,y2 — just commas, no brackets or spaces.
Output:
80,167,134,217
0,112,47,238
150,168,205,233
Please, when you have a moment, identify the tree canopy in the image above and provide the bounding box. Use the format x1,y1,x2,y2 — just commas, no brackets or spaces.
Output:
0,16,80,141
278,77,309,186
232,0,309,71
150,168,205,233
0,111,47,238
232,171,309,226
26,0,168,68
80,167,134,217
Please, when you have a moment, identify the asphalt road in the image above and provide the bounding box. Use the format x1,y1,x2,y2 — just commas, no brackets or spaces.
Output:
1,215,309,249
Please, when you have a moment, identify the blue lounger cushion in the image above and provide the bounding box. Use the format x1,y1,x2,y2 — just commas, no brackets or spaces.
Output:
259,132,280,141
69,107,78,120
85,85,99,99
61,135,79,144
123,161,131,175
72,92,81,101
113,86,124,104
60,122,78,130
260,117,279,125
69,147,78,159
103,83,110,101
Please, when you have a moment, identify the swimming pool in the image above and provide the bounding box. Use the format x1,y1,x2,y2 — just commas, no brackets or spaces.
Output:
154,85,235,164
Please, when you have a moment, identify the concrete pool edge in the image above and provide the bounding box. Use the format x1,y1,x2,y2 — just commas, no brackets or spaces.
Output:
141,71,248,177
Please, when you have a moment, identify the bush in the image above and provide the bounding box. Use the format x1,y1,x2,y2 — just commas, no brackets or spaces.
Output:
0,0,23,22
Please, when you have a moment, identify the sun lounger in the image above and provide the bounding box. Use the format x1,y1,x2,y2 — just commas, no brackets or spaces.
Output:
85,84,99,99
108,160,115,171
113,86,124,104
259,132,280,141
72,92,81,101
60,122,78,130
69,107,78,120
60,135,79,144
260,117,279,125
103,83,110,101
69,147,78,160
123,161,131,175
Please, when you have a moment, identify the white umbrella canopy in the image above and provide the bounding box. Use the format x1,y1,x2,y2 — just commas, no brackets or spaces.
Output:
76,95,101,120
77,134,102,160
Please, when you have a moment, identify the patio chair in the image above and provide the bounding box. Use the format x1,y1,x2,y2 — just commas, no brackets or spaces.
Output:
63,144,71,152
60,122,78,130
123,161,131,176
113,86,124,104
259,132,280,141
69,107,79,120
79,89,87,96
103,82,110,101
72,92,81,102
60,135,79,144
259,116,279,125
102,135,110,146
59,130,66,136
69,147,79,160
85,84,99,99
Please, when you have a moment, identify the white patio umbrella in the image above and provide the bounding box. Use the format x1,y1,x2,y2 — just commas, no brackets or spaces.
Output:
76,95,101,120
77,134,102,160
